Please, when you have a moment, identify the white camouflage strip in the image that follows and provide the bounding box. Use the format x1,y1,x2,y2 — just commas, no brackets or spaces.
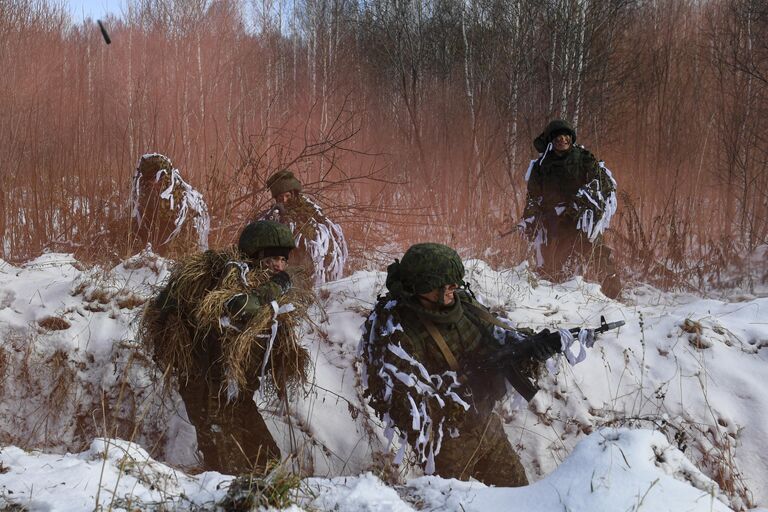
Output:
360,307,470,471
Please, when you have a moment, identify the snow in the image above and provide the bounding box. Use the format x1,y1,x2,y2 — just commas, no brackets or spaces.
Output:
0,252,767,510
0,429,739,511
0,439,229,510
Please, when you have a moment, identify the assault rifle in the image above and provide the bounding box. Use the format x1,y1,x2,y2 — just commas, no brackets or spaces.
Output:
473,315,625,402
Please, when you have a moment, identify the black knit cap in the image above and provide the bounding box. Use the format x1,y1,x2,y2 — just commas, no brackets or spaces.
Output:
533,119,577,152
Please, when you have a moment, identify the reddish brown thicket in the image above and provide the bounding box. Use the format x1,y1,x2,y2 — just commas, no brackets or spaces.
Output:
0,0,765,289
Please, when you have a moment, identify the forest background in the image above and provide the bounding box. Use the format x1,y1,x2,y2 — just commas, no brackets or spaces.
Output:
1,0,766,290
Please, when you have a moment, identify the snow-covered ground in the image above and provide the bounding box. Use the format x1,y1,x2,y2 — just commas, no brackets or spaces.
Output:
0,251,766,511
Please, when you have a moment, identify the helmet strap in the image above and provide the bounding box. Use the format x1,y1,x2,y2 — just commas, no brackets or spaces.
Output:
463,281,476,299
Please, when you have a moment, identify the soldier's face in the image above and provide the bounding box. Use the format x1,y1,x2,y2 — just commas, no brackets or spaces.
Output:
419,284,459,308
262,256,288,273
552,133,572,153
275,191,294,204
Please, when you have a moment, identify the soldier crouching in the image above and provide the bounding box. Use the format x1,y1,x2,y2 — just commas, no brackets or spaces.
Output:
359,243,556,486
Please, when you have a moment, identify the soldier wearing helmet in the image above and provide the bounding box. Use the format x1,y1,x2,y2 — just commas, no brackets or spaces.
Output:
360,243,555,486
519,119,622,299
141,220,310,475
224,220,296,319
256,170,348,285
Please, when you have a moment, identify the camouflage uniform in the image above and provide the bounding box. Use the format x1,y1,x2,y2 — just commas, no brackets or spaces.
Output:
521,120,621,298
153,221,295,474
256,170,348,285
360,244,545,487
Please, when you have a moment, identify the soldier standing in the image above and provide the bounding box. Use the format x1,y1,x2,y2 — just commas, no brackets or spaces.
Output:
130,153,210,255
519,120,622,299
141,220,311,474
257,170,348,285
359,243,557,486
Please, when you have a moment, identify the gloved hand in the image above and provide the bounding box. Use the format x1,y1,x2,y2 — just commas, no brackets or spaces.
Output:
225,293,261,318
532,339,559,362
270,271,292,293
517,219,535,239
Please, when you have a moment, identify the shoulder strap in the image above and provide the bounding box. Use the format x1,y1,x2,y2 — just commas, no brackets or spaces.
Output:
461,298,514,332
419,316,461,372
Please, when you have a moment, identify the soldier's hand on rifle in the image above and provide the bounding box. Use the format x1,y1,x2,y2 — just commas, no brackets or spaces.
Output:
531,333,559,361
270,270,291,293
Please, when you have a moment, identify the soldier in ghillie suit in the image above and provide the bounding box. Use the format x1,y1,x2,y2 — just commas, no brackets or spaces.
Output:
139,220,313,475
359,243,558,486
256,170,348,285
130,153,210,256
519,120,622,299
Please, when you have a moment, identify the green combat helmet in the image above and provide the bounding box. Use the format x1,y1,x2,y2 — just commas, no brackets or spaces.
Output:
386,243,465,298
266,170,302,198
238,220,295,260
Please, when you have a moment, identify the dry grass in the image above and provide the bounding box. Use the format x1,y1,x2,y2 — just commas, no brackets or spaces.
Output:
137,249,231,383
137,298,195,387
0,346,8,397
218,460,305,511
139,247,314,396
115,294,146,310
196,262,314,395
45,350,75,412
0,316,179,468
37,316,71,331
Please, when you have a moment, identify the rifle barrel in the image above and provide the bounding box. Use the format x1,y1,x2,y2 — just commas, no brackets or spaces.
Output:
597,320,625,333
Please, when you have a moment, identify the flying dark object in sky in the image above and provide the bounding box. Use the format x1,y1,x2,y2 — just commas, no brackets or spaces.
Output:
97,20,111,45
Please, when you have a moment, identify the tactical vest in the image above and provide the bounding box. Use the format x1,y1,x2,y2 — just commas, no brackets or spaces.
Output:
530,147,594,211
396,294,507,414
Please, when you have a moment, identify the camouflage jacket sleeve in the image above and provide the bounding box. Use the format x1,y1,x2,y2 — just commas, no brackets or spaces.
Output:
359,299,471,468
225,280,284,320
460,295,543,385
525,159,544,211
520,159,545,238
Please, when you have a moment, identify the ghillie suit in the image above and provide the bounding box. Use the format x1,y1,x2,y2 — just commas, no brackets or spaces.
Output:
519,120,621,298
359,243,547,486
257,170,348,285
130,153,210,256
139,221,313,474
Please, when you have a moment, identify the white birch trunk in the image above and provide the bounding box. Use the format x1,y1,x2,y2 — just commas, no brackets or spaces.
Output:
572,0,588,130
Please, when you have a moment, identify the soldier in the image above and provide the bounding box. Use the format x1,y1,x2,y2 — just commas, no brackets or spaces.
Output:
130,153,210,255
519,120,622,299
140,220,311,475
359,243,557,486
257,170,348,285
